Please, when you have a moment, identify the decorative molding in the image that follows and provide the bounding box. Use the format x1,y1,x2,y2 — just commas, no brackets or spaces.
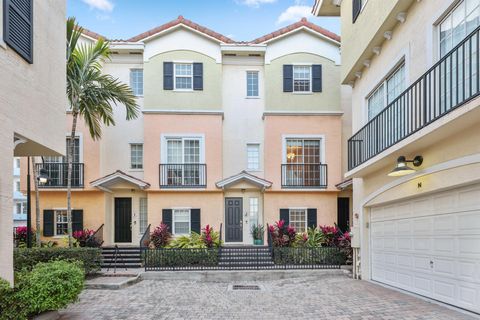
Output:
396,12,407,23
372,46,381,55
383,31,393,40
143,109,224,118
262,111,343,119
355,71,362,79
363,60,371,68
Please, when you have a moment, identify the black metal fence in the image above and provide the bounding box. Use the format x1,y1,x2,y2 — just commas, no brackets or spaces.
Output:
272,247,343,269
159,164,207,188
348,25,480,170
281,164,328,188
144,248,219,271
36,163,84,188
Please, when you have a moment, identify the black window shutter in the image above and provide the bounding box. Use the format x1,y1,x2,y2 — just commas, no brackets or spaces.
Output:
162,209,172,233
307,208,317,229
43,210,54,237
353,0,362,23
72,210,83,232
193,63,203,90
190,209,201,234
280,209,289,225
312,65,322,92
283,65,293,92
4,0,33,63
163,62,174,90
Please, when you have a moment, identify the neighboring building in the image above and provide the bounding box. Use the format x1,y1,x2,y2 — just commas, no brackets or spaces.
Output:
29,16,351,248
315,0,480,314
13,158,27,227
0,0,66,284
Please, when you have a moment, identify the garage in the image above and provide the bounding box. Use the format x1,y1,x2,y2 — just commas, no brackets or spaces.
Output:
370,183,480,314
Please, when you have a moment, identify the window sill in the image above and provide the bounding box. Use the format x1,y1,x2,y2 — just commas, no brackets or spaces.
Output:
52,235,68,239
0,39,6,50
246,96,260,99
173,89,194,93
129,168,144,172
292,92,313,95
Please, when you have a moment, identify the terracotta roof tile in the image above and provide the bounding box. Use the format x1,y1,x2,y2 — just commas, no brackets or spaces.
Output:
251,17,340,44
127,15,235,43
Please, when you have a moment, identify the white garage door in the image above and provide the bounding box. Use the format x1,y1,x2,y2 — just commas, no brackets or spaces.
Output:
370,183,480,314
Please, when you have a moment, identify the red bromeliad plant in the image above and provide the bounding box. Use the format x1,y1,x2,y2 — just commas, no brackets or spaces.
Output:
202,224,214,248
319,225,340,247
150,222,172,248
268,220,296,247
72,229,95,247
14,226,36,246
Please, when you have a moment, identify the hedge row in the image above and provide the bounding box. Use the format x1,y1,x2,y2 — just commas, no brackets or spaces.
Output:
14,247,102,275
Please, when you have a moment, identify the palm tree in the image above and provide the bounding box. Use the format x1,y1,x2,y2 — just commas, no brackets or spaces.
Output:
66,17,139,247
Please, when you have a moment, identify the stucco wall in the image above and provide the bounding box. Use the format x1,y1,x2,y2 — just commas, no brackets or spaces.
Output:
0,0,66,284
143,114,223,189
146,192,224,233
222,61,265,178
144,50,222,110
265,53,341,112
264,192,337,226
264,115,343,191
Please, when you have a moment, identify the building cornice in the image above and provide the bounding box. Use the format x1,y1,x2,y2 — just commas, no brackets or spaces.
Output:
262,111,343,119
143,109,224,118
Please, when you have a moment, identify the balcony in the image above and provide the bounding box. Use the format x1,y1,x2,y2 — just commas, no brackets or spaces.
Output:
348,25,480,171
36,163,84,188
159,164,207,188
281,164,328,189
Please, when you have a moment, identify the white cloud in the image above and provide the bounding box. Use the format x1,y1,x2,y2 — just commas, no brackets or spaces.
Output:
82,0,114,12
237,0,277,8
277,5,312,24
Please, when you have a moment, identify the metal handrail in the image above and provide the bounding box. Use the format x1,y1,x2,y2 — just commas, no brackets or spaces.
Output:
87,223,104,247
35,162,84,188
348,24,480,170
281,163,328,188
159,163,207,188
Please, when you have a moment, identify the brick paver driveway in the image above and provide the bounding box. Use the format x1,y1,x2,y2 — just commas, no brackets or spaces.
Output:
60,273,476,320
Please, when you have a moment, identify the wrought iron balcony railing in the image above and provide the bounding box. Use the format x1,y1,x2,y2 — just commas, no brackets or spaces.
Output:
281,164,328,189
159,163,207,188
348,25,480,171
36,163,84,188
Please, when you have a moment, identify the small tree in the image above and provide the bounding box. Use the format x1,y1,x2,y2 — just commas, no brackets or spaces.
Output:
65,18,139,246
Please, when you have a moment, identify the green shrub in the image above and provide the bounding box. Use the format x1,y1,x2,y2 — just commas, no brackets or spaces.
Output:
0,278,27,320
16,261,84,316
144,248,218,268
14,247,101,275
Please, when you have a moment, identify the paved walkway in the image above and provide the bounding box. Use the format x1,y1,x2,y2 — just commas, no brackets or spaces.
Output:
60,273,476,320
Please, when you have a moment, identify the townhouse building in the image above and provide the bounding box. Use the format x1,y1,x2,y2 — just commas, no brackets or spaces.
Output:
28,17,351,248
1,0,66,284
315,0,480,314
13,158,27,227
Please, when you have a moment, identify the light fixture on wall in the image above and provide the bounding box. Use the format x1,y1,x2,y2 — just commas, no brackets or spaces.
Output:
287,152,296,160
37,168,49,185
388,156,423,177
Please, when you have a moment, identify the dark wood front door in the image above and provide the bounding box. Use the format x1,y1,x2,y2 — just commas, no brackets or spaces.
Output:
115,197,132,243
225,198,243,242
337,197,350,232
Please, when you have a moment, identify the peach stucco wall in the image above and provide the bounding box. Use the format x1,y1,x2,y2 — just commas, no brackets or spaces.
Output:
143,114,223,190
147,191,224,233
264,192,338,227
30,191,105,244
264,115,342,191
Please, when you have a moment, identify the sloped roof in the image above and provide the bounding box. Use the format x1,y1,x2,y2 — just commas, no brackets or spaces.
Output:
127,15,235,43
216,171,272,189
90,170,150,190
251,17,340,44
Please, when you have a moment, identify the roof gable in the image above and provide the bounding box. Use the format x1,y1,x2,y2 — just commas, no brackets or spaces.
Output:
90,170,150,191
216,171,272,189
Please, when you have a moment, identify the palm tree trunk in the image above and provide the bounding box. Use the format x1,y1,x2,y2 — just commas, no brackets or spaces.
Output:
67,110,79,248
32,157,41,247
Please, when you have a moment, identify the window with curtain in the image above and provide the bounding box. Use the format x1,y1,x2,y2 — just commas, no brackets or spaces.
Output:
173,209,190,234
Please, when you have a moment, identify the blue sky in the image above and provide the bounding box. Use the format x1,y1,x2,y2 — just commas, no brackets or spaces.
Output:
67,0,340,41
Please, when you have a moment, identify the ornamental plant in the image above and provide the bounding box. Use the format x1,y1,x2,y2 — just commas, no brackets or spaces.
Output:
14,226,36,248
319,225,340,247
268,220,296,247
150,223,172,248
295,227,325,247
202,224,214,248
72,229,94,247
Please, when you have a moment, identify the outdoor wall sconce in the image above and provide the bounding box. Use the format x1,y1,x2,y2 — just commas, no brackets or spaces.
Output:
388,156,423,177
37,168,49,185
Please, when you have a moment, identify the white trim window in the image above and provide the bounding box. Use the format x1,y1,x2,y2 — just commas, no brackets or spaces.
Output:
139,198,148,235
130,143,143,169
367,63,405,120
55,210,68,236
285,138,322,164
174,63,193,90
247,144,260,171
249,198,259,226
293,65,311,92
440,0,480,58
130,69,143,96
284,137,324,187
173,208,191,235
289,209,307,233
15,202,26,215
246,71,259,97
15,180,20,192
